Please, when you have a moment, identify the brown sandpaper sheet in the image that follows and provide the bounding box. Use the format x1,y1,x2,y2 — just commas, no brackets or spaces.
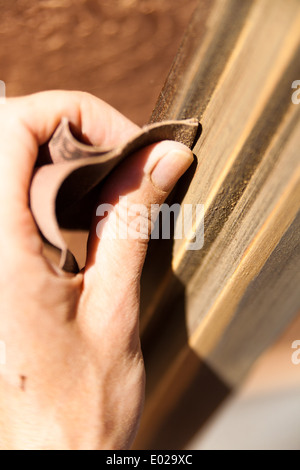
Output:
30,118,199,272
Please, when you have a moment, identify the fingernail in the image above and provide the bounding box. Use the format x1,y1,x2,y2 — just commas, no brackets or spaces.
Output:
147,147,194,192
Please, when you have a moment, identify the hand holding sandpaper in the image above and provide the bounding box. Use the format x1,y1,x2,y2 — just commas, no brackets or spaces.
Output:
0,91,197,449
31,115,199,272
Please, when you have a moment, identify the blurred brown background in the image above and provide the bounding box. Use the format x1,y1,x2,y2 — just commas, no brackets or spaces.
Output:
0,0,197,125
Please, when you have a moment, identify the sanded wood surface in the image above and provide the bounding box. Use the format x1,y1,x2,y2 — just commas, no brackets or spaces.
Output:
134,0,300,449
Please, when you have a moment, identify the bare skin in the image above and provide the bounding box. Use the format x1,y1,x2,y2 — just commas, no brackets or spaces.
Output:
0,91,194,450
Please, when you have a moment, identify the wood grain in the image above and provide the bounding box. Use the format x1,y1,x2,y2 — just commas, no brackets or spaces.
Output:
135,0,300,449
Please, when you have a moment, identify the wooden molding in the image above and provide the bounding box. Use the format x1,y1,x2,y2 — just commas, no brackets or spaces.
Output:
134,0,300,449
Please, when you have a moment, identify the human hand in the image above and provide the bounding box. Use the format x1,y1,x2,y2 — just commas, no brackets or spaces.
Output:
0,91,194,450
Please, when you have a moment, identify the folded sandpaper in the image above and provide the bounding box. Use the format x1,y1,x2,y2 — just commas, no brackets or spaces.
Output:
30,118,199,273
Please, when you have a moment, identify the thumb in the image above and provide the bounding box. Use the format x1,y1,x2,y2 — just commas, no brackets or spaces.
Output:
82,140,194,316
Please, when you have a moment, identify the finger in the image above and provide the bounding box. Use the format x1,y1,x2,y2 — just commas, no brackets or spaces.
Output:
0,91,139,204
0,91,139,245
81,139,194,331
3,90,138,147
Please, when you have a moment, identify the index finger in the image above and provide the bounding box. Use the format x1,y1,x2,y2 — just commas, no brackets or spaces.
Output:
0,91,139,251
0,90,139,209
